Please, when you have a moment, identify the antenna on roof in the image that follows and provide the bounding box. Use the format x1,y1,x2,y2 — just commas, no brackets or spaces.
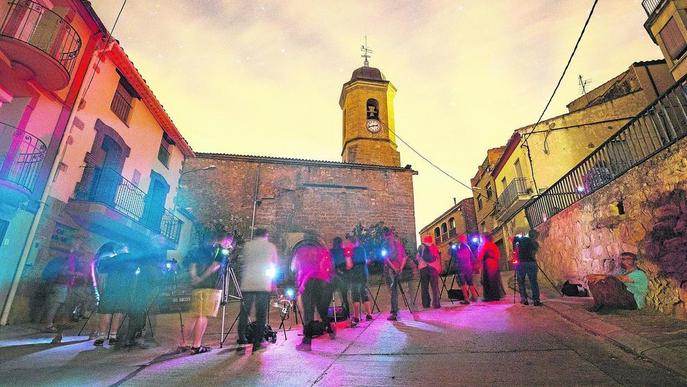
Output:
578,74,592,96
361,36,373,67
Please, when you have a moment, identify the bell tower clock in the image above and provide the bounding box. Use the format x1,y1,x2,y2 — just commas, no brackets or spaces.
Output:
339,50,401,167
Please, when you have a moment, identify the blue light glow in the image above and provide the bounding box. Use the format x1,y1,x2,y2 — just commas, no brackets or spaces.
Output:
381,249,388,257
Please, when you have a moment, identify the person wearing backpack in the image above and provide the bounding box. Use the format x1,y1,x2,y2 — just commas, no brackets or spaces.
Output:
417,235,441,309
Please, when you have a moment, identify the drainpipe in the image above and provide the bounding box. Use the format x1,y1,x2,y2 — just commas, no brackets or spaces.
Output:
0,33,104,325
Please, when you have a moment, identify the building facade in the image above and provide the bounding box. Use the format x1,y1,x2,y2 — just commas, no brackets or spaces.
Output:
489,61,673,260
0,0,105,323
179,64,417,271
418,197,477,271
0,1,193,323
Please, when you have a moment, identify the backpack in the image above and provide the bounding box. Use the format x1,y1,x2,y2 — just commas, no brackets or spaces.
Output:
561,280,589,297
419,243,436,263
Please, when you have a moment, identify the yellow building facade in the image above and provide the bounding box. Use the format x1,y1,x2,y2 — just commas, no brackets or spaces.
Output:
644,0,687,81
490,61,673,259
419,197,477,271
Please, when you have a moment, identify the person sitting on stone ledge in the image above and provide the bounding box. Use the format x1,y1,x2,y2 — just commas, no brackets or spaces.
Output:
586,252,648,312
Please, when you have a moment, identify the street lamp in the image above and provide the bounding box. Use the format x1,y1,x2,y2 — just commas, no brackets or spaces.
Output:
181,164,216,177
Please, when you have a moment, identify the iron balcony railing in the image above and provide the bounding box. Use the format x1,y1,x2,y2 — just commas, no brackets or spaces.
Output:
497,177,532,213
75,167,182,242
0,0,82,75
526,74,687,228
641,0,663,16
0,121,46,191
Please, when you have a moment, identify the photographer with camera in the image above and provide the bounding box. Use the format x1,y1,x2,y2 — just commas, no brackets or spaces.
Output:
238,228,279,353
454,235,478,305
383,229,407,321
92,242,130,346
177,234,228,354
122,235,168,348
292,243,335,352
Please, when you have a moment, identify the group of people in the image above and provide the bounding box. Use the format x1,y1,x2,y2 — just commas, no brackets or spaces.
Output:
37,225,649,356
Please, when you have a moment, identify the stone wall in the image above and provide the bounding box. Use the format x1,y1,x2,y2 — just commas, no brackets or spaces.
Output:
179,154,417,264
534,135,687,320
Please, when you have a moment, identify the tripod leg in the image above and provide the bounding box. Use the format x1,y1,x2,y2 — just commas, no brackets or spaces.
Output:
78,310,94,336
222,311,241,347
397,280,412,313
220,304,226,348
367,286,381,313
513,268,517,304
536,261,562,296
413,278,421,306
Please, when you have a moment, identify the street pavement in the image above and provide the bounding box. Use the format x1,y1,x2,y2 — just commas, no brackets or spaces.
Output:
1,279,687,386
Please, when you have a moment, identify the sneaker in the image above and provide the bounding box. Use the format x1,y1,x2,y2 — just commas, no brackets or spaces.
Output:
459,300,470,305
296,341,312,352
327,324,337,339
190,345,212,355
93,336,106,346
251,343,265,353
108,336,119,346
42,325,58,333
365,314,373,321
533,300,543,307
175,345,191,354
520,300,529,306
353,317,360,324
387,314,398,321
236,336,249,345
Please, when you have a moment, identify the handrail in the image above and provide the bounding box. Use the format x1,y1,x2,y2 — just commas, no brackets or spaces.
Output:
526,74,687,227
75,166,182,242
0,121,47,191
0,0,82,75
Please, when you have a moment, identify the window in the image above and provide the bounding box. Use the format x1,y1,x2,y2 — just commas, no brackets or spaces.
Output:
660,17,687,60
486,183,493,199
480,221,486,232
157,132,174,168
434,227,440,239
501,177,507,190
441,223,448,234
448,217,456,229
478,196,483,210
111,81,134,123
366,99,379,120
514,158,523,178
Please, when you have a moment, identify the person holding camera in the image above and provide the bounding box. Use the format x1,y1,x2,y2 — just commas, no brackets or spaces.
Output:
383,229,407,321
513,229,542,306
330,237,350,320
238,228,279,353
454,235,478,305
417,235,441,309
292,244,335,352
92,242,129,346
177,234,227,354
346,234,373,325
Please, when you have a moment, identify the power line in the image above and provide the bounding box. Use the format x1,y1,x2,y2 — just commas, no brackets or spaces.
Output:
522,0,599,146
81,0,128,100
521,0,599,192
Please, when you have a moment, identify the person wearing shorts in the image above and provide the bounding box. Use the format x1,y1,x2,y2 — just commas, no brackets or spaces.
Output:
346,235,372,325
179,236,224,355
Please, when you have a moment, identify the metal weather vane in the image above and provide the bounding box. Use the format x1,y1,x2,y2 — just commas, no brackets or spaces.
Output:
361,36,373,67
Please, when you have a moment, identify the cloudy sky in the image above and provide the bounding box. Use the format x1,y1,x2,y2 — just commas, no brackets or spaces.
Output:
91,0,662,233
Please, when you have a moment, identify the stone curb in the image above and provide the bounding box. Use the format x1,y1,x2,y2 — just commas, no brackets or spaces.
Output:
544,301,687,378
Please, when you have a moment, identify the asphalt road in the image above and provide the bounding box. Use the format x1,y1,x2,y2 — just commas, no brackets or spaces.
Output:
1,293,685,386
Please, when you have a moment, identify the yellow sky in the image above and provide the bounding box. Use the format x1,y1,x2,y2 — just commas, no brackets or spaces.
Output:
92,0,663,234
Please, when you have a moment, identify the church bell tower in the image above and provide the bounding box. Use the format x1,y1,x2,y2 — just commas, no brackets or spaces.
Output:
339,47,401,167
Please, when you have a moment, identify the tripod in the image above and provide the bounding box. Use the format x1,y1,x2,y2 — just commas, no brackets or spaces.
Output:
438,254,457,304
375,268,414,314
276,297,303,340
218,260,243,348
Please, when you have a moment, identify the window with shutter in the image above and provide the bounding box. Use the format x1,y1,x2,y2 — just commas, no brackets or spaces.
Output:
660,17,687,60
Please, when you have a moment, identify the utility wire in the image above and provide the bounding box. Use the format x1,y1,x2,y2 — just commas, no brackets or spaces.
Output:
81,0,128,100
521,0,599,193
522,0,599,146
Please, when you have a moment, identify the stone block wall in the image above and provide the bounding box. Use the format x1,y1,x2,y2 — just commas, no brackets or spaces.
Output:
534,135,687,319
179,154,417,266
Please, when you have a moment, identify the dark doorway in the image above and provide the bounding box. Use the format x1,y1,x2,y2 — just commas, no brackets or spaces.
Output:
92,136,124,205
143,172,169,231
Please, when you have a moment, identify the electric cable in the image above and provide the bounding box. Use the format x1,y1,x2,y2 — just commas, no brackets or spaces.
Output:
81,0,128,100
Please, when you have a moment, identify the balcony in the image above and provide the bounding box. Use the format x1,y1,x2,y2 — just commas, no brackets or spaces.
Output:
67,167,182,246
642,0,664,16
526,71,687,227
496,177,533,220
0,0,82,90
0,121,46,208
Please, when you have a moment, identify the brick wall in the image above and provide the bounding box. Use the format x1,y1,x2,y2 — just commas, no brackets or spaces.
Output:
533,135,687,320
178,154,417,264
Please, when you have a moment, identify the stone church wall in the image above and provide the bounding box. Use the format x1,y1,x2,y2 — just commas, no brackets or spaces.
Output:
179,154,417,264
533,135,687,319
